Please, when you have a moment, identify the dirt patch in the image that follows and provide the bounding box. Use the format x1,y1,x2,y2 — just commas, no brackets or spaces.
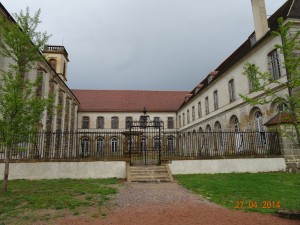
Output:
49,182,298,225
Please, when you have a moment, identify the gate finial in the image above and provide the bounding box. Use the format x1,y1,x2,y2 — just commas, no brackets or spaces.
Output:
143,107,147,115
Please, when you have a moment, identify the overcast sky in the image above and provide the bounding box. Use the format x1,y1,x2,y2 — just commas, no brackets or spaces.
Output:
1,0,287,91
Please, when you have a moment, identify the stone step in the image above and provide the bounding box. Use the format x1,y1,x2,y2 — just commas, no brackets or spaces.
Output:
129,165,173,182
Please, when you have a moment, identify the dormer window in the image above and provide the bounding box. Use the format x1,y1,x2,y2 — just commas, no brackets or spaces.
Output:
208,71,218,83
194,84,203,94
185,94,193,103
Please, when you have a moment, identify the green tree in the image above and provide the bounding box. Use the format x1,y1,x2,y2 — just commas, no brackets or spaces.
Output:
241,17,300,146
0,8,53,192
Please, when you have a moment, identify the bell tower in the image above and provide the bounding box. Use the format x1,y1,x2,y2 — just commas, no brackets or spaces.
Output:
43,45,69,82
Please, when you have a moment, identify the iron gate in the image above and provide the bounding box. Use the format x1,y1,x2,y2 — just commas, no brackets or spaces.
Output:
129,111,164,165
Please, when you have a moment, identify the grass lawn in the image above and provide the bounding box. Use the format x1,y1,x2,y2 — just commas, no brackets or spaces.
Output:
175,172,300,214
0,178,119,224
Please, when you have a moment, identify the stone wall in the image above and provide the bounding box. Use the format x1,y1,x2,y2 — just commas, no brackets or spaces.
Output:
0,161,126,180
279,131,300,173
168,158,286,174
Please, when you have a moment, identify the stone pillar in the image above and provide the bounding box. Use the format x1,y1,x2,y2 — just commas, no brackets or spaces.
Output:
278,125,300,173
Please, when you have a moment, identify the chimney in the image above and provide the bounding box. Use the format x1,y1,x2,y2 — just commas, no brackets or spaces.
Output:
251,0,269,40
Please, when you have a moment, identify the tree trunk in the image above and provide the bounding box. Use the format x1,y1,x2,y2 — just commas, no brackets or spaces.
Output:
2,145,11,192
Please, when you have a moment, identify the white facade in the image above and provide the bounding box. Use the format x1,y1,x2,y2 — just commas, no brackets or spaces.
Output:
78,112,177,130
177,34,289,132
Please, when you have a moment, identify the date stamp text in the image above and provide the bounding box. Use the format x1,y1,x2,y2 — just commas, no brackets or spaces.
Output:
234,200,280,209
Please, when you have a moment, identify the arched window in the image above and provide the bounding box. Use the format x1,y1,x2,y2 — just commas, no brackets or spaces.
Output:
49,59,57,71
214,121,223,148
277,103,288,113
205,124,212,132
228,79,236,102
230,115,240,132
214,121,222,131
199,127,203,133
167,136,175,152
111,138,118,152
254,111,266,145
254,111,264,132
141,137,147,151
230,115,243,152
81,138,89,157
96,138,104,154
153,137,160,151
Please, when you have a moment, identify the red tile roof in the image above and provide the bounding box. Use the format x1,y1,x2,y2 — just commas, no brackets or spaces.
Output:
264,112,296,126
72,89,189,112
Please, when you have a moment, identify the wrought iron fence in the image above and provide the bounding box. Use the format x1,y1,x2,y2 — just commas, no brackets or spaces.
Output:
0,130,281,161
162,131,281,158
0,131,126,161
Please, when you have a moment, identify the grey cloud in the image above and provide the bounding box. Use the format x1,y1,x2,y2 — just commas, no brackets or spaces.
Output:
1,0,286,91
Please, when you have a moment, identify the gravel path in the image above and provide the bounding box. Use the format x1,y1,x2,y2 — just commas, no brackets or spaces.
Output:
54,182,298,225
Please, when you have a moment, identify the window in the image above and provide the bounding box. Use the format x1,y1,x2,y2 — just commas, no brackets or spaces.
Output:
268,49,281,80
82,116,90,129
254,111,266,145
214,121,223,147
187,110,190,124
228,79,236,103
277,103,288,112
178,115,181,127
153,137,160,150
81,138,89,157
254,111,264,132
213,90,219,110
192,106,195,121
36,71,43,97
49,59,57,71
63,62,66,77
96,138,104,154
125,117,133,129
97,117,104,129
198,102,202,118
139,115,147,128
141,137,147,151
183,113,185,126
205,97,209,115
246,64,257,92
230,115,240,132
153,117,160,127
167,117,174,129
111,117,119,129
214,121,222,131
205,124,212,132
111,138,118,152
167,136,175,152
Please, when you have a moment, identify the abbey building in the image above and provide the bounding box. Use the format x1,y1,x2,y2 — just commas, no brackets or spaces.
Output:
0,0,299,171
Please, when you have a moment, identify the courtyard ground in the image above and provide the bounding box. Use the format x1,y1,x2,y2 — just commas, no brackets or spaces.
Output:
50,182,299,225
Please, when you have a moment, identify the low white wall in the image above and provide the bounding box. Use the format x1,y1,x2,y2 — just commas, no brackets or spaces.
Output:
0,161,126,180
169,158,286,174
